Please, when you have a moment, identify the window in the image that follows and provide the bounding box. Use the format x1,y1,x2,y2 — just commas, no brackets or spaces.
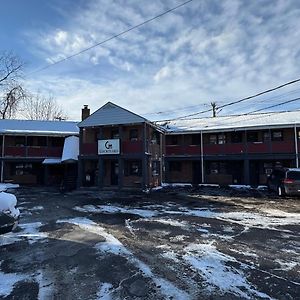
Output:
209,162,219,174
263,131,271,142
191,134,200,145
27,136,47,146
231,132,243,143
247,132,258,142
15,136,25,147
209,134,226,144
129,129,138,141
272,131,283,141
218,134,226,144
152,161,160,176
209,135,217,144
151,131,160,145
51,137,64,147
111,129,119,139
125,161,141,176
170,135,178,145
208,162,227,174
14,163,33,176
169,161,181,172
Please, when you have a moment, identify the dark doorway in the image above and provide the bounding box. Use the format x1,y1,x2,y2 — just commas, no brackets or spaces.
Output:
249,161,260,186
230,161,243,184
111,161,119,185
192,161,201,184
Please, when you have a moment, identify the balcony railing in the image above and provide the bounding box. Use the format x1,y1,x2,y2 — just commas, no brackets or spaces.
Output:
3,146,63,157
166,140,296,156
82,143,97,155
122,141,143,154
166,145,201,156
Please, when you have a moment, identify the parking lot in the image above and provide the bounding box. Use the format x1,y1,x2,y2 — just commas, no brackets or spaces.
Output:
0,186,299,299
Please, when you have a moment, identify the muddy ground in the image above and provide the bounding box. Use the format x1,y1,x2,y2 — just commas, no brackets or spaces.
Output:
0,186,299,299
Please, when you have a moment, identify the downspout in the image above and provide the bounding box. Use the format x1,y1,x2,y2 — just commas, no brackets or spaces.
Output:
294,124,299,168
1,135,5,182
200,131,204,183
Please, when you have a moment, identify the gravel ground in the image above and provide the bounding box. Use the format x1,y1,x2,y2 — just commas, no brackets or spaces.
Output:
0,186,299,299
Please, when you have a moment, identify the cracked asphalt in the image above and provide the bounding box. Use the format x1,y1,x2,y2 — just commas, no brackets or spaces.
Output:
0,186,299,299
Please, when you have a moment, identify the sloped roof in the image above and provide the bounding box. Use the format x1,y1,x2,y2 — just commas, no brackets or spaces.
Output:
78,102,147,127
158,110,300,133
0,119,79,136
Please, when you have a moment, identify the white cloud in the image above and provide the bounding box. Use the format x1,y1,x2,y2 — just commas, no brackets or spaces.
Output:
25,0,300,120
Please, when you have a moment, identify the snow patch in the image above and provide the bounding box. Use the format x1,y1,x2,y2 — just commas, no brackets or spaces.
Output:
97,282,113,300
58,217,190,300
74,205,159,218
0,183,19,192
0,261,27,297
183,242,272,299
162,183,192,188
31,206,44,211
17,222,47,244
36,270,53,300
274,259,298,272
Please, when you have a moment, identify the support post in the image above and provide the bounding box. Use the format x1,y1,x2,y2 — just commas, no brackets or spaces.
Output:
77,158,83,188
244,159,250,185
98,127,104,188
118,125,123,189
200,131,204,183
160,132,163,185
142,123,148,189
98,157,104,188
294,124,299,168
1,135,5,183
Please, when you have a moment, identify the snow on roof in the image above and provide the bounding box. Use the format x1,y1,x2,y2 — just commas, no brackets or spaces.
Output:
158,111,300,133
42,158,62,164
78,102,147,127
0,119,79,136
61,136,79,163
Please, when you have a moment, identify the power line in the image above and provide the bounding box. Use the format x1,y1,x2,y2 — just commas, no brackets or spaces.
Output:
249,96,300,114
225,86,300,114
164,97,300,131
28,0,194,75
161,77,300,121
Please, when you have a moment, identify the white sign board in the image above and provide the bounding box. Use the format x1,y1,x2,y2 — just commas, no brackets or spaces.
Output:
98,139,120,155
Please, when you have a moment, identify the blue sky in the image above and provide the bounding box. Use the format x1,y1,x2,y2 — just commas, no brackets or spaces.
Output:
1,0,300,120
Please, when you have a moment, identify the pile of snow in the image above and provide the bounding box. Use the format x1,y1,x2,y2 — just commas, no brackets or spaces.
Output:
228,185,267,190
0,192,19,218
162,183,192,188
0,183,19,192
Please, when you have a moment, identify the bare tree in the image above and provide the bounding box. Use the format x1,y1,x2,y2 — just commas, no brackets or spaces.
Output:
0,85,26,119
0,52,25,118
21,93,67,121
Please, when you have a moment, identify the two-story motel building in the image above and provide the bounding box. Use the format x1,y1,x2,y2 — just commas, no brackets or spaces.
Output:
77,102,300,189
1,102,300,189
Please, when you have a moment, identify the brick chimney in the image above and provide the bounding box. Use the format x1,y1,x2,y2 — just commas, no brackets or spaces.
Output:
81,105,90,121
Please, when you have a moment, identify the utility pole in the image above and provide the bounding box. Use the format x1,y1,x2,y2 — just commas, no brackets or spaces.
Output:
211,102,217,117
